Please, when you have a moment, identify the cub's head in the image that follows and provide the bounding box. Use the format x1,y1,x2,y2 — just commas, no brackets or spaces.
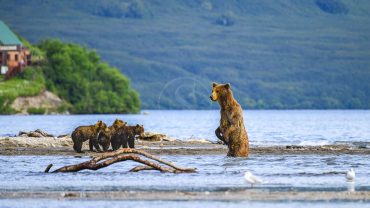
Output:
134,124,145,136
95,120,108,132
112,119,127,129
210,82,231,101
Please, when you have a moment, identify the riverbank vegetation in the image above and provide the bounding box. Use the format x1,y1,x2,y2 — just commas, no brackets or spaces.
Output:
0,38,140,114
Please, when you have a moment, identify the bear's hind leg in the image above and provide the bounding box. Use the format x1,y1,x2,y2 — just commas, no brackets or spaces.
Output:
73,142,84,153
121,136,128,148
111,136,120,151
128,136,135,148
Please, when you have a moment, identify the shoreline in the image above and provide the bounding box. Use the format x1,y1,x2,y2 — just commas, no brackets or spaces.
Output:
0,136,369,156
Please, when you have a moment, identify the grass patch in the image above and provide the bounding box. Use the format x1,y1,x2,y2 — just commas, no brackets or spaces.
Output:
27,107,46,115
0,68,45,114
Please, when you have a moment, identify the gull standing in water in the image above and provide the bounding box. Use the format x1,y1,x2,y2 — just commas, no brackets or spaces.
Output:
346,168,356,192
244,171,263,187
346,168,356,182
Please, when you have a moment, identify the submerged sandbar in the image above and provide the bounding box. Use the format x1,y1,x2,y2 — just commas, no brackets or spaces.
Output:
0,136,369,156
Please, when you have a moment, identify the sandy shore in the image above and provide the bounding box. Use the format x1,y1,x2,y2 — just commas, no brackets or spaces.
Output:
0,136,369,156
1,190,369,201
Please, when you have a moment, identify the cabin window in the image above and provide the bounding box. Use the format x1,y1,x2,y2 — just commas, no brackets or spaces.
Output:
15,54,19,61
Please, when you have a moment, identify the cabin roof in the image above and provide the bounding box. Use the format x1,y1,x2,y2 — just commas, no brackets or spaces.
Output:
0,20,22,45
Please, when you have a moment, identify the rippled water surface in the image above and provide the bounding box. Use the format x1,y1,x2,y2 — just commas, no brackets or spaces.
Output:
1,110,370,207
0,154,369,192
1,199,369,208
1,110,370,146
0,154,370,207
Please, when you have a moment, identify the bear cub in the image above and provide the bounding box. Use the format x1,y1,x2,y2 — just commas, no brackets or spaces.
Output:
111,124,144,151
71,120,108,153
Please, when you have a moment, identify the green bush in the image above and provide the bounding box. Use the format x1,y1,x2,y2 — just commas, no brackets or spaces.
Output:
38,39,140,114
27,107,46,114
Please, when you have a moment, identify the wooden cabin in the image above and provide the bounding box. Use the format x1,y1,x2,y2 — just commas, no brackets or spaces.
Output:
0,20,31,79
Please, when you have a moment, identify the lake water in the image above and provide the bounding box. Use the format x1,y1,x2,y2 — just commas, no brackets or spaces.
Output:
1,110,370,146
1,199,369,208
1,154,370,192
0,154,369,207
0,110,370,207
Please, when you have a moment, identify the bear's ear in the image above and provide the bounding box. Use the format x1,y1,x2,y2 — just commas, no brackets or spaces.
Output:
136,124,140,127
212,82,217,88
225,83,231,89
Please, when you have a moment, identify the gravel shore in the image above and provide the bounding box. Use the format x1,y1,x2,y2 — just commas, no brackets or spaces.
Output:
0,136,369,156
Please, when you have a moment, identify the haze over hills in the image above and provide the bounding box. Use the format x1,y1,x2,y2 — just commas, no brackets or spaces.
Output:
1,0,370,109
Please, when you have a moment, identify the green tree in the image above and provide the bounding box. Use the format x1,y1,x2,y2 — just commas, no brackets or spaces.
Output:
38,39,140,114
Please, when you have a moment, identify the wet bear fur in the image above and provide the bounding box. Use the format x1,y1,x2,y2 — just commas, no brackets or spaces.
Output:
210,82,249,157
71,120,108,153
97,119,127,151
111,124,144,150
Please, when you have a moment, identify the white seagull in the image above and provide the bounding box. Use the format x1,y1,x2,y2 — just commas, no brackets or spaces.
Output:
244,171,263,187
346,168,355,182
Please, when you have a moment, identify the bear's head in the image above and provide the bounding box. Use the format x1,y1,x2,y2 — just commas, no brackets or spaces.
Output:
95,120,108,132
210,82,231,102
134,124,145,136
112,119,127,129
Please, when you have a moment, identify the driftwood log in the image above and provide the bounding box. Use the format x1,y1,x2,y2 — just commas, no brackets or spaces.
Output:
45,148,196,173
18,129,54,137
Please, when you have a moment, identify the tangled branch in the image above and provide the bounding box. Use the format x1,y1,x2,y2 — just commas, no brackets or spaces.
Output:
45,148,196,173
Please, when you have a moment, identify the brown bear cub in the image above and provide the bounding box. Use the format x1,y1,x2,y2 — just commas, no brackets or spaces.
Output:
111,124,144,151
97,119,127,151
71,120,108,153
210,82,249,157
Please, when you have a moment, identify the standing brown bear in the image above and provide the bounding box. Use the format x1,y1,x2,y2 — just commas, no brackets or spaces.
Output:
210,82,249,157
71,120,108,153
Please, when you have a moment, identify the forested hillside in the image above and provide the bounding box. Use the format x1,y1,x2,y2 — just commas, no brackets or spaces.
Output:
1,0,369,109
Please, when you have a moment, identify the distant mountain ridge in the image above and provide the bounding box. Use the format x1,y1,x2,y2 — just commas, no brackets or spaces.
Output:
1,0,370,109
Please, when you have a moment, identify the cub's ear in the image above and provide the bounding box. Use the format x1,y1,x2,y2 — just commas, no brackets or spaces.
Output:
225,83,231,89
212,82,217,88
